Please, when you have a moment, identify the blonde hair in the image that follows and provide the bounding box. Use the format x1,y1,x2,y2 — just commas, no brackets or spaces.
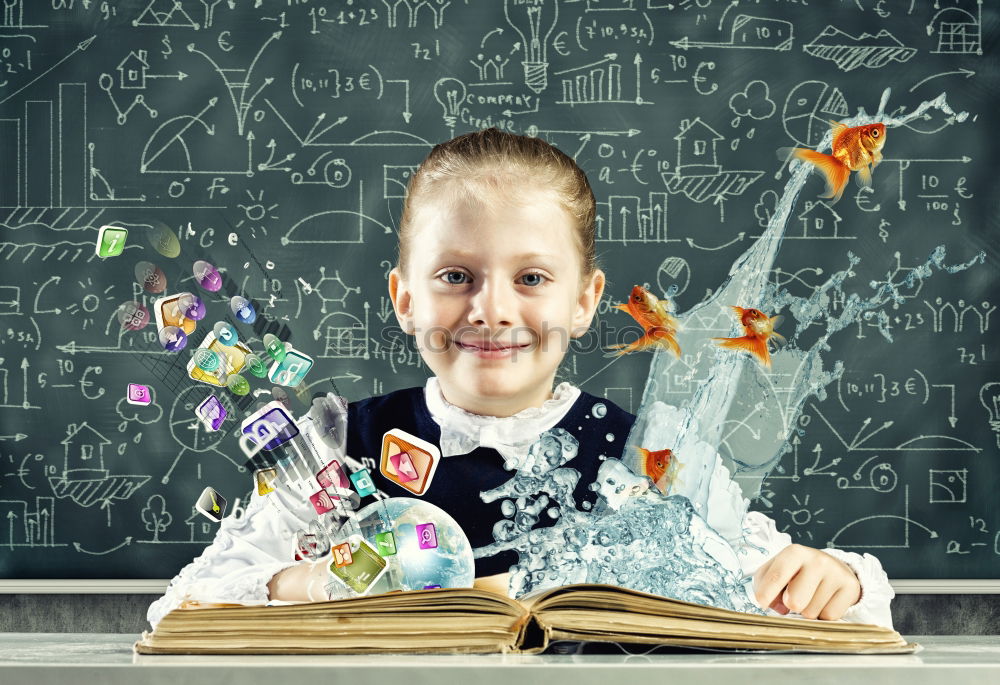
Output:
396,128,598,283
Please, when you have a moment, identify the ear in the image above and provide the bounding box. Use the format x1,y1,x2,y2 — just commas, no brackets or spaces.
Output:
571,269,606,338
387,267,415,335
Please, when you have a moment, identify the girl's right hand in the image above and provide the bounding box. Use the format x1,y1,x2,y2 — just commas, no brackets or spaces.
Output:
267,559,329,601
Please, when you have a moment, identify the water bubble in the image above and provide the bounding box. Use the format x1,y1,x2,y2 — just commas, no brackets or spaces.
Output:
226,373,250,396
158,325,187,351
500,500,516,517
244,353,268,378
605,433,615,441
230,296,256,324
193,260,222,292
582,501,592,510
177,292,205,321
193,348,220,372
213,321,238,345
591,402,607,418
117,301,149,330
546,507,560,519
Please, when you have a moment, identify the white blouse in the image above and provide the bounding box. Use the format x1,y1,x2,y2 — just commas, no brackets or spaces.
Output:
147,378,896,630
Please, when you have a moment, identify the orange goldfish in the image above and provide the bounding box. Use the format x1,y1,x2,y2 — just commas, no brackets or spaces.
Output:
782,121,886,204
607,285,681,358
712,306,786,369
635,446,679,494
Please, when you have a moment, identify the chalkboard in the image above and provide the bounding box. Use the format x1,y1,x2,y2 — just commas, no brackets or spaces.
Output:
0,0,996,582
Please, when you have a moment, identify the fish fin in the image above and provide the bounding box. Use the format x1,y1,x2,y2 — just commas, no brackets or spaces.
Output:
729,305,745,318
613,303,629,313
872,150,883,167
633,446,649,458
776,146,800,161
855,164,873,189
828,120,848,135
714,335,772,368
606,334,655,356
769,314,784,330
793,148,850,205
650,328,682,358
769,331,788,352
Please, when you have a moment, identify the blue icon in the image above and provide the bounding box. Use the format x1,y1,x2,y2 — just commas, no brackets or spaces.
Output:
240,402,299,451
230,296,256,324
268,348,313,387
213,321,238,346
350,468,376,497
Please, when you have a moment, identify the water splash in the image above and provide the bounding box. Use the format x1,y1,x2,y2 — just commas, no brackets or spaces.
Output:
480,89,984,610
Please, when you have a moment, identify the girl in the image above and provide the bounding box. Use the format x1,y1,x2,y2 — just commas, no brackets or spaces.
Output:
148,128,894,630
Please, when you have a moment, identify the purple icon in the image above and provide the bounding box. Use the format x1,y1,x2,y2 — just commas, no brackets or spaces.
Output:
193,260,222,292
241,406,298,451
416,523,437,550
196,395,228,431
126,383,151,406
159,325,187,351
177,292,206,321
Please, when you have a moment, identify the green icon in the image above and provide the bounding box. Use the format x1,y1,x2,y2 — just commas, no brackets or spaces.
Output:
263,333,286,363
328,537,387,595
244,353,268,378
226,373,250,396
95,226,128,258
375,531,396,556
193,348,220,372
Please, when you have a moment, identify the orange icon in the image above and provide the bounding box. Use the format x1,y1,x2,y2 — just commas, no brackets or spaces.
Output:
379,428,440,496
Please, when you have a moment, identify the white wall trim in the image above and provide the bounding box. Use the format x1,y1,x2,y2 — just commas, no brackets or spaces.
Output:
0,579,999,593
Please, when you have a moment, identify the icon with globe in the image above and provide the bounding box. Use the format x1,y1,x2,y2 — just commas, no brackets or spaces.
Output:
326,497,475,597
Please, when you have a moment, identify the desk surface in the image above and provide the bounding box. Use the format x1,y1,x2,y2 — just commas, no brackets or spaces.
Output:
0,634,998,685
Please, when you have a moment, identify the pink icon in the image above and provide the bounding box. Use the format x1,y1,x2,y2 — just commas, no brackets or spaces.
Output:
316,459,349,489
126,383,151,406
309,490,337,515
416,522,437,550
389,451,419,483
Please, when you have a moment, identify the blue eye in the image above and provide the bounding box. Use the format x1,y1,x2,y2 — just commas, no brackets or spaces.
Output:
520,273,546,287
443,271,468,285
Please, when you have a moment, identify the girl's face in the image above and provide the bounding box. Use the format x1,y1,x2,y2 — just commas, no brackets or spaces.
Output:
388,188,605,417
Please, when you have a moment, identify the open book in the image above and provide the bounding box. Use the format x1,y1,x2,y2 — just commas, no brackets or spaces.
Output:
134,583,919,655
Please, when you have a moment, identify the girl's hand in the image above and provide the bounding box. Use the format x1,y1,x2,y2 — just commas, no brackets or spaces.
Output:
753,544,862,620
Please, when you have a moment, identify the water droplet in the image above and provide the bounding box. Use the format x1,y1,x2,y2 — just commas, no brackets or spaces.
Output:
500,500,515,517
591,402,607,419
605,432,615,441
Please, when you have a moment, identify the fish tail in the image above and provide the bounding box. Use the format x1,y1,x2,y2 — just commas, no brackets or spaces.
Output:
713,335,772,368
650,327,682,358
607,334,655,356
792,148,850,204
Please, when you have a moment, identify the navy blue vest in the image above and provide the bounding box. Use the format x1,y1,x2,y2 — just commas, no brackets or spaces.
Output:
346,386,637,577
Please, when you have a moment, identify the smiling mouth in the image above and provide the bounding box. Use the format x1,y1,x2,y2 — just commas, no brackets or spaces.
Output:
456,342,529,352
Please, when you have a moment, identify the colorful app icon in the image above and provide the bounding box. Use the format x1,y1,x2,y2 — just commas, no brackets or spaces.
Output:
380,429,440,496
416,522,437,550
158,325,187,351
117,301,149,331
240,401,299,451
243,353,268,378
153,294,197,335
263,333,286,362
332,542,353,567
255,468,277,495
310,489,337,515
423,585,442,589
226,373,250,396
126,383,151,406
135,261,167,294
268,348,313,388
195,486,227,522
186,332,252,387
213,321,238,346
95,225,127,258
316,459,349,490
375,531,396,556
193,260,222,292
328,536,387,595
230,296,257,324
349,468,376,497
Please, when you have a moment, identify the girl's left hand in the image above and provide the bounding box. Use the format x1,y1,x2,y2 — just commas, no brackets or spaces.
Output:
752,544,862,620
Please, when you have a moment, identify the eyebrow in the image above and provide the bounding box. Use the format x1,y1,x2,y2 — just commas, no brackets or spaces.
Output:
436,251,558,263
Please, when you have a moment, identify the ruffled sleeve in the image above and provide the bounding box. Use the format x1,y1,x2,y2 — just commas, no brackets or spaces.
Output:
734,510,896,630
145,483,312,629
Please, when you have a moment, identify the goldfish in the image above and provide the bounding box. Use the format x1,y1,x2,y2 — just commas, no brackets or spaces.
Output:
781,121,886,204
712,306,786,369
635,446,681,494
607,285,682,358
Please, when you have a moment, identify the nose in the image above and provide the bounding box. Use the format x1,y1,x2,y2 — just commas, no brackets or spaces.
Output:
466,277,514,329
